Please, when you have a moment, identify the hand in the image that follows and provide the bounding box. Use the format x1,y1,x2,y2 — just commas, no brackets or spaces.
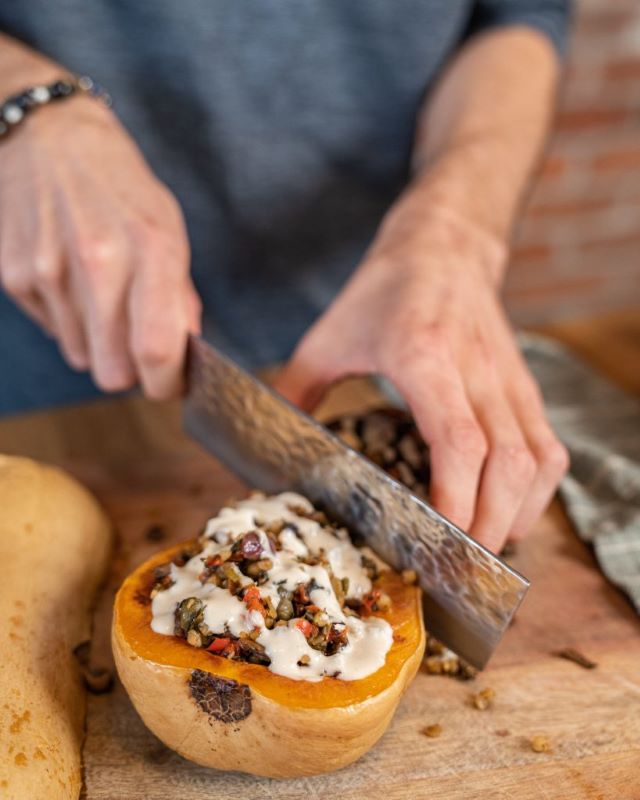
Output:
275,186,569,553
0,94,200,398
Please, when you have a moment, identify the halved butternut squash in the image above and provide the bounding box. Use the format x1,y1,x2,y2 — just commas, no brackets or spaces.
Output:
113,536,424,778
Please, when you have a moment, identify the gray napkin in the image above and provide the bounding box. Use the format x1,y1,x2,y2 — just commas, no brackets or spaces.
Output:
522,333,640,613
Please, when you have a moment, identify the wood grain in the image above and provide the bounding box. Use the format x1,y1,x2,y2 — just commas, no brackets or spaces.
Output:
0,310,638,800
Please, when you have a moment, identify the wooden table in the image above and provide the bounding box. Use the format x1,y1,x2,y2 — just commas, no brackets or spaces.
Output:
1,310,639,800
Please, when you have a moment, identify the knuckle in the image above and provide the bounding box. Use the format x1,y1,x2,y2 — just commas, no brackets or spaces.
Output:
444,418,488,461
76,236,119,274
539,437,570,477
495,442,536,485
33,255,63,287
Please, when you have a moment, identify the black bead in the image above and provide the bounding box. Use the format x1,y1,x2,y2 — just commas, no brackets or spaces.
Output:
50,80,74,99
15,93,35,111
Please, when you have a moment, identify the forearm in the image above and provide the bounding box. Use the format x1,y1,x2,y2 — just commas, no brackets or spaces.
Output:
406,26,561,283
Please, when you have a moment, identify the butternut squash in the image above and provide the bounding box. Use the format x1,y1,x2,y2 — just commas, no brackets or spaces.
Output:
113,514,424,778
0,456,111,800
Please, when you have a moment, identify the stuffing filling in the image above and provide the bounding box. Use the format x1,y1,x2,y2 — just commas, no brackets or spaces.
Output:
149,492,394,682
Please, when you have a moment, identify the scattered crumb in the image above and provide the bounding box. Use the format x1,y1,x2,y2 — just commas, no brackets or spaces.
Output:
553,648,597,670
423,636,477,680
472,687,496,710
401,569,418,585
530,735,552,753
422,724,442,738
145,524,167,543
495,729,510,737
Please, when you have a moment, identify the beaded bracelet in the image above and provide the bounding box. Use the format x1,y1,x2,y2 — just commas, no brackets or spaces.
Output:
0,75,112,139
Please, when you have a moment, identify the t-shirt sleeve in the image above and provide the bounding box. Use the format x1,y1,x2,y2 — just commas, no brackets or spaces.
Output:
466,0,573,59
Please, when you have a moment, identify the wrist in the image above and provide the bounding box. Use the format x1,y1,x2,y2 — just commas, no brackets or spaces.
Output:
379,175,509,287
2,77,114,145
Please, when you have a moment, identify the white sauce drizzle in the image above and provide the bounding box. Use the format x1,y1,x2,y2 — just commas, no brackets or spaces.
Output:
150,492,393,681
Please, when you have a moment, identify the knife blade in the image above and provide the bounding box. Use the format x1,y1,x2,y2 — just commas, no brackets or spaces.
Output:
184,335,529,669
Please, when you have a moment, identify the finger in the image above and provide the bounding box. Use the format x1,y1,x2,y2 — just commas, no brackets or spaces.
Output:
0,203,55,334
24,188,90,369
0,260,54,333
129,255,191,400
389,358,487,532
35,253,91,371
466,370,537,553
507,379,569,540
70,234,135,390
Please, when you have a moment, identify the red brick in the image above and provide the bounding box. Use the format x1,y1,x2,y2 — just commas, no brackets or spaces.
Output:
510,244,552,263
579,231,640,254
593,146,640,172
555,108,633,132
605,59,640,81
536,156,567,179
525,199,611,218
505,276,607,302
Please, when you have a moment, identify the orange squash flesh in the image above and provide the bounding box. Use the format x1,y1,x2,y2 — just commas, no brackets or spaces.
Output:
113,538,425,777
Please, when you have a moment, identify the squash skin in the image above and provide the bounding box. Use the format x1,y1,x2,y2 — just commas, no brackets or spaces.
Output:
0,455,111,800
113,539,425,778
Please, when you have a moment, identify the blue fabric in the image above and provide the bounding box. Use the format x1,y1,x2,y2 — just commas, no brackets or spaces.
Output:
0,0,571,415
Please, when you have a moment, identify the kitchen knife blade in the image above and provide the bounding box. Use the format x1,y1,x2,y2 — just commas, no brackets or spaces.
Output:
184,335,529,668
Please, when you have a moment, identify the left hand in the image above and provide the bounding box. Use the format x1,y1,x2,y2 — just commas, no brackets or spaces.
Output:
274,185,569,553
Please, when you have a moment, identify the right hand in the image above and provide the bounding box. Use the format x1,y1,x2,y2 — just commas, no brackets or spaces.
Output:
0,92,201,398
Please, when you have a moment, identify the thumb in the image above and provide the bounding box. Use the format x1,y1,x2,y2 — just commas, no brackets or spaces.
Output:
273,336,335,413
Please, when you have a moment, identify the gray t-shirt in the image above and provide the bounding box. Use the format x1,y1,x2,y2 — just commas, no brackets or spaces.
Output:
0,1,570,413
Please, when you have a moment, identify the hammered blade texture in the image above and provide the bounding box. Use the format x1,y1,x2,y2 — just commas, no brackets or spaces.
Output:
184,336,529,668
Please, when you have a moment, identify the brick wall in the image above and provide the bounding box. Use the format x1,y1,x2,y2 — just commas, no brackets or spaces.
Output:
504,0,640,324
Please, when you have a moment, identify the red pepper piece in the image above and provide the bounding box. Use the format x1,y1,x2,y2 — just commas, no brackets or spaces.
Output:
360,589,381,616
243,585,266,617
294,618,318,638
207,637,231,653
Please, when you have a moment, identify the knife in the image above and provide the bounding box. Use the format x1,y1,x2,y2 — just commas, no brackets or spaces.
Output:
184,335,529,669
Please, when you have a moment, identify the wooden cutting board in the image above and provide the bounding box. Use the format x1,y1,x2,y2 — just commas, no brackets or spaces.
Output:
1,311,639,800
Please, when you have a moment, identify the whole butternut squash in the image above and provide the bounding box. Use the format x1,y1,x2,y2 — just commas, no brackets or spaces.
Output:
0,456,111,800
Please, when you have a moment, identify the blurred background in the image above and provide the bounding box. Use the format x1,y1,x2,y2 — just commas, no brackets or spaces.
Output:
505,0,640,325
